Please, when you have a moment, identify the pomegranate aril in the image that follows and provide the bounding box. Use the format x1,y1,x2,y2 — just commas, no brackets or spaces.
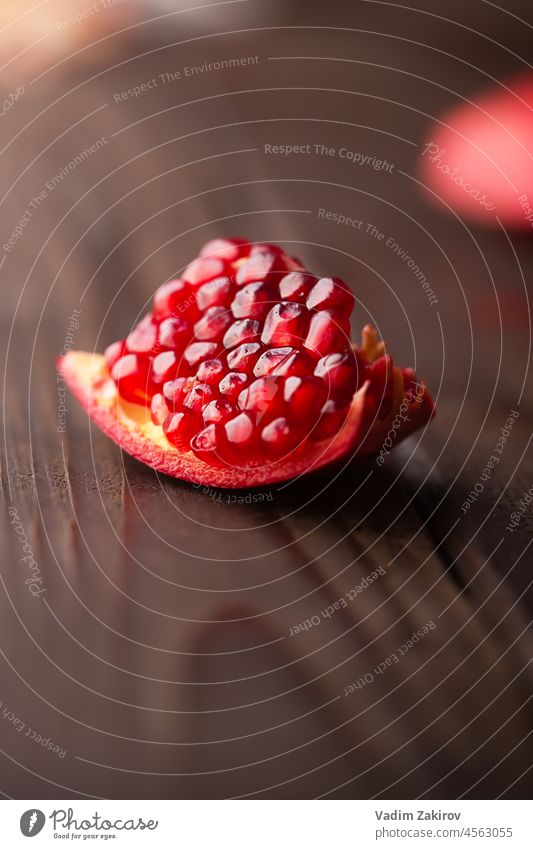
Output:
279,271,315,302
194,306,232,342
184,342,219,370
223,319,262,350
271,349,315,377
105,339,126,370
190,423,226,464
238,376,284,425
196,358,225,385
150,393,170,426
284,376,328,421
183,383,214,414
261,417,298,455
231,281,275,319
111,354,153,404
226,342,262,373
235,250,286,286
196,276,234,311
202,399,236,425
219,371,248,400
261,302,310,347
306,277,355,314
312,400,350,440
163,411,201,449
304,310,350,358
314,351,362,401
163,377,192,409
183,256,226,287
153,279,193,321
225,412,256,452
250,243,285,256
158,316,191,350
126,315,159,355
253,347,293,377
200,237,250,262
151,350,180,384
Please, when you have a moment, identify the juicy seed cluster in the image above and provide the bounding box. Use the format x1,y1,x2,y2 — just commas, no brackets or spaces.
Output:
107,238,372,466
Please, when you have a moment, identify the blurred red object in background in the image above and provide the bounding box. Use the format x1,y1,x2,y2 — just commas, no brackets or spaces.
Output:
420,72,533,229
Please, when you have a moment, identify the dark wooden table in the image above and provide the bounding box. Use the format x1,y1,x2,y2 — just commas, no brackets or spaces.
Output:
1,0,532,798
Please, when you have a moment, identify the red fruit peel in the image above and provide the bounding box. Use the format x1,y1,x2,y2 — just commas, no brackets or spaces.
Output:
59,239,435,488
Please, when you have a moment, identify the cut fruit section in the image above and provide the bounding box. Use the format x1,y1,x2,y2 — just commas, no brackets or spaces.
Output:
59,238,435,489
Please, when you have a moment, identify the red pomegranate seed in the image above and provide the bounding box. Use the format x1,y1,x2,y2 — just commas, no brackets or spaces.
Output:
271,348,315,377
183,383,214,414
151,350,180,384
203,399,236,425
261,302,310,347
163,377,192,409
194,306,232,342
238,376,284,425
184,341,219,370
260,417,298,454
196,276,234,311
314,351,362,401
200,237,250,261
150,393,170,425
190,423,226,464
153,279,194,321
126,315,159,355
184,256,226,287
279,271,316,302
284,376,328,421
231,282,275,319
104,339,126,370
304,310,350,358
219,371,248,400
158,316,191,350
225,412,256,452
196,358,225,385
226,342,262,373
223,319,262,350
235,250,286,286
111,354,153,403
306,277,355,314
311,400,351,440
250,242,285,256
163,411,200,448
253,347,293,377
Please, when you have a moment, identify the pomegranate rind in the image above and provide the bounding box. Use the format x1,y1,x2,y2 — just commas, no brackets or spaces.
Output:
58,347,434,489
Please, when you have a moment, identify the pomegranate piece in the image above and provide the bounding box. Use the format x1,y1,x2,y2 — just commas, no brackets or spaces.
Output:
158,317,191,350
261,302,310,347
126,315,159,355
184,256,226,287
226,342,262,373
223,319,262,350
219,371,248,400
61,237,435,487
279,271,316,302
304,310,350,358
150,393,170,426
153,279,194,321
111,354,153,403
261,417,298,454
163,411,200,449
284,375,328,421
235,250,287,286
194,306,232,342
196,276,234,311
306,277,355,313
203,399,236,425
231,281,275,319
200,237,250,261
